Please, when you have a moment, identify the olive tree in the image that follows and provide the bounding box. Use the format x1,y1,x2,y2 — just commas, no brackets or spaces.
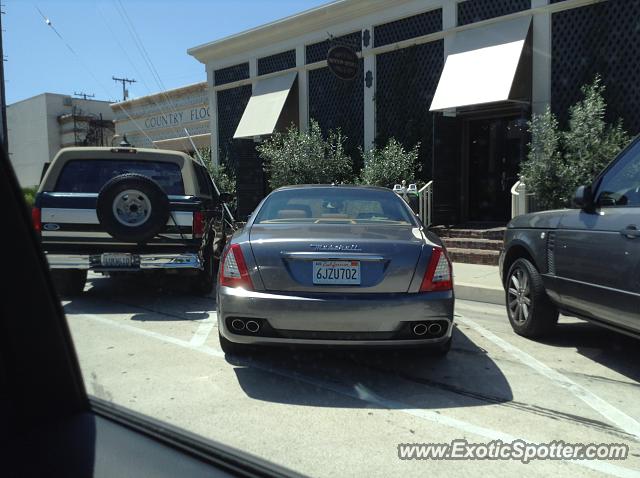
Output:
520,76,630,210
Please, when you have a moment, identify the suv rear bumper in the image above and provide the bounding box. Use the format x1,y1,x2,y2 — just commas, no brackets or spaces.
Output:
46,252,202,271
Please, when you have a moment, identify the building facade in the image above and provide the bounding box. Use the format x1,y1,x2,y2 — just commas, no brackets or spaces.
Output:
8,93,115,187
188,0,640,222
111,82,210,154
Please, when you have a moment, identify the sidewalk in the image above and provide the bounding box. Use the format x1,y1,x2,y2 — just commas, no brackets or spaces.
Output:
452,262,504,306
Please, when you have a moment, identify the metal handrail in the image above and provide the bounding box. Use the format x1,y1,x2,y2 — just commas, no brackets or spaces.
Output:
418,180,433,226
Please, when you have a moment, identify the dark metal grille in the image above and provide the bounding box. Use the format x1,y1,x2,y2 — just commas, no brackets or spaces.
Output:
214,63,249,86
375,40,444,179
374,9,442,47
547,232,556,275
457,0,530,26
308,62,364,164
258,50,296,75
306,31,362,64
551,1,640,133
216,85,252,171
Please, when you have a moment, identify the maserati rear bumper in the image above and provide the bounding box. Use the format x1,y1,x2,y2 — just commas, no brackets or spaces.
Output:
217,286,454,346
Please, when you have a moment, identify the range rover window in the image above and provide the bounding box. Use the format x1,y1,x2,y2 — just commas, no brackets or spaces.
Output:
596,139,640,207
54,159,185,195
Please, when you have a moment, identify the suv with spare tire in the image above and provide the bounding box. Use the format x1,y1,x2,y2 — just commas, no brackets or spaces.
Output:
33,145,230,297
500,136,640,340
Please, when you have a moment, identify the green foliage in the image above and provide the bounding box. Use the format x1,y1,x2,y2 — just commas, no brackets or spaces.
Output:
257,120,354,189
192,146,237,198
23,186,38,208
359,138,420,187
520,76,631,210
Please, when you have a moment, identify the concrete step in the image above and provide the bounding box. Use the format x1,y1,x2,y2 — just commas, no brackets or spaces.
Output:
442,237,503,251
446,247,500,266
432,226,506,241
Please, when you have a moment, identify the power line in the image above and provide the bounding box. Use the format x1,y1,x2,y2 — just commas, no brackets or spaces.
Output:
112,76,136,101
113,0,193,152
33,4,157,147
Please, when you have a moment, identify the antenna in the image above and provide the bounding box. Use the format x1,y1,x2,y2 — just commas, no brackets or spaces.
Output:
112,76,136,101
73,91,95,100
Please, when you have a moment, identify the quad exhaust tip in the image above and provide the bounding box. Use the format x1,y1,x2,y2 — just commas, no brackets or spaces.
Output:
231,319,245,331
245,320,260,333
428,323,443,336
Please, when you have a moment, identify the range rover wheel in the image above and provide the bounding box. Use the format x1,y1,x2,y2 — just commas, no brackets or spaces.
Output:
97,173,169,243
506,258,558,338
51,269,87,298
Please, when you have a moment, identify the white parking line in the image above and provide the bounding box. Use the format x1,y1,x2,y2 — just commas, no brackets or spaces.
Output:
69,313,640,478
190,318,217,347
458,315,640,442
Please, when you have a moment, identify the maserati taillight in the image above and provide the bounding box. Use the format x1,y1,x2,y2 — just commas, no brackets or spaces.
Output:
420,247,453,292
219,244,253,290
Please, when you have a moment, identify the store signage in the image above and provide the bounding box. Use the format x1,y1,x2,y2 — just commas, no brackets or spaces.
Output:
143,106,210,130
327,45,359,81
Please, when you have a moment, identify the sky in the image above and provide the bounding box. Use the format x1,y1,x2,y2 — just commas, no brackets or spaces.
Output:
4,0,330,104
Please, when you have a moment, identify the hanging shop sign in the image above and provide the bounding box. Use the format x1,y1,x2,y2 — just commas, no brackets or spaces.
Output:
326,45,359,81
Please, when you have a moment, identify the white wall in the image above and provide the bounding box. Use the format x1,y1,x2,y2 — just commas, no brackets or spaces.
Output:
7,93,115,187
7,94,50,187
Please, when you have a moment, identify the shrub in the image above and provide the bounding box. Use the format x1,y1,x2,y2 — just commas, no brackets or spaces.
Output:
23,186,38,208
520,76,631,210
192,147,237,198
359,138,420,188
257,119,354,189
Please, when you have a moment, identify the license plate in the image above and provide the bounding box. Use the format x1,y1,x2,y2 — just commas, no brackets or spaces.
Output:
312,260,360,285
101,253,134,268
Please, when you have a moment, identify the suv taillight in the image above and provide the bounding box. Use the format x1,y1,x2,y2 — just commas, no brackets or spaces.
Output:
193,211,205,238
32,207,41,233
219,244,253,290
420,247,453,292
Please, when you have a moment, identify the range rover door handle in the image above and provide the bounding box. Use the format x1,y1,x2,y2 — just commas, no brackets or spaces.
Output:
621,225,640,239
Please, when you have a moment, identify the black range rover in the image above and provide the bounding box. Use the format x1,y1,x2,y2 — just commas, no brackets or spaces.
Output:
33,146,229,297
500,137,640,339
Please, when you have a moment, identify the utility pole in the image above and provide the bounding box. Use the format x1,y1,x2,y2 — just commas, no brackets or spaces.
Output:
73,91,95,100
0,5,8,153
112,76,136,101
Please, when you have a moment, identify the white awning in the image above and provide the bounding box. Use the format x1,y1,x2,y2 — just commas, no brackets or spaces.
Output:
153,133,210,151
429,17,532,112
233,72,297,139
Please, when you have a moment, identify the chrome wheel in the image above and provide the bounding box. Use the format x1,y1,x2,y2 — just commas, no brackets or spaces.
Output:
112,189,152,227
508,266,531,324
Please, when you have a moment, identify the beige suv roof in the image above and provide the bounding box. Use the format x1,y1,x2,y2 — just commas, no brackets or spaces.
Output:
39,147,203,196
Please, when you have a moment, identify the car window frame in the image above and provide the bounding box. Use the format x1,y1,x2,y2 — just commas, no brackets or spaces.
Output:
593,135,640,209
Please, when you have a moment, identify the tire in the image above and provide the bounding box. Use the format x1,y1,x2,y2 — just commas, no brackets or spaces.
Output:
506,258,559,338
191,253,218,295
97,173,170,243
51,269,87,298
219,332,251,356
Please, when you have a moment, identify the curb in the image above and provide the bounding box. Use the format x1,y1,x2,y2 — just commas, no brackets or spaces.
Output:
454,282,505,306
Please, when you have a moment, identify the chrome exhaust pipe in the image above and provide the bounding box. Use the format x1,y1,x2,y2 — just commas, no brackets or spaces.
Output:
412,323,428,336
231,319,245,331
245,320,260,333
428,323,443,336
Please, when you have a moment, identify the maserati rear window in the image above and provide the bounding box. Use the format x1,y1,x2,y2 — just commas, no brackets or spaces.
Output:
54,159,185,195
254,188,415,224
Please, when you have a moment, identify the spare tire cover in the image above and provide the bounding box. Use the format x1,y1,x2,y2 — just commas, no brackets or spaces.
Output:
97,173,170,243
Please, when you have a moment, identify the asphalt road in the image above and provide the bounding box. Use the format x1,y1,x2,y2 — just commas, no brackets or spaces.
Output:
62,272,640,478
